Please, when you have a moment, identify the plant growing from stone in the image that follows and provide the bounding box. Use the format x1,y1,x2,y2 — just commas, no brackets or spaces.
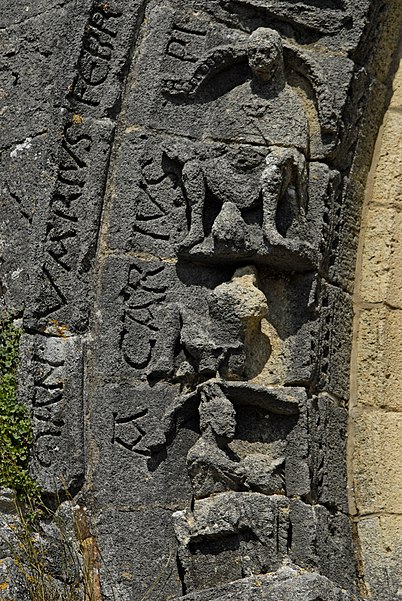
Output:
0,317,39,501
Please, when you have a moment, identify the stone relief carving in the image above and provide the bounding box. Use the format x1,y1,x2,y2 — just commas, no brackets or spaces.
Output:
118,4,359,597
84,6,361,595
159,26,337,270
6,0,394,599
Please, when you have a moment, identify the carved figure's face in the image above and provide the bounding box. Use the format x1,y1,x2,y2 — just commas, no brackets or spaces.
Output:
247,28,283,83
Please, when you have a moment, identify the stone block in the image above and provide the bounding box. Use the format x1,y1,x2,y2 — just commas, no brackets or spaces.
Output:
352,410,402,515
173,492,290,593
315,282,353,400
93,507,182,601
358,515,402,601
308,395,349,512
354,307,402,412
172,567,360,601
18,333,85,495
107,130,189,259
290,501,356,590
369,111,402,210
359,205,402,308
88,381,196,507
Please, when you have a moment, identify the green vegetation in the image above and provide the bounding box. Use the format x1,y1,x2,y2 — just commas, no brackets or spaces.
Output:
10,498,84,601
0,319,87,600
0,318,40,501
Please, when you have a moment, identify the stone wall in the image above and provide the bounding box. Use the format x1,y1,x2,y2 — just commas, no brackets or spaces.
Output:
0,2,401,600
350,35,402,601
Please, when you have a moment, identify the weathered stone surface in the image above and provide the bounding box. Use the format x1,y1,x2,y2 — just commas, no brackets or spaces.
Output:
88,381,196,507
350,36,402,599
3,0,401,599
93,256,319,387
172,566,358,601
390,51,402,108
354,307,402,412
357,515,402,601
93,507,182,601
314,282,353,400
0,557,29,601
0,3,86,316
352,410,402,515
308,395,349,512
358,204,402,308
18,333,85,495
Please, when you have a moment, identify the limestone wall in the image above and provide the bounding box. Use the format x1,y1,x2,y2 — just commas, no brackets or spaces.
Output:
350,38,402,601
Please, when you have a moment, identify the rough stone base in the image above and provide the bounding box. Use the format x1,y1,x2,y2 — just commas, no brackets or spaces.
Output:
174,566,360,601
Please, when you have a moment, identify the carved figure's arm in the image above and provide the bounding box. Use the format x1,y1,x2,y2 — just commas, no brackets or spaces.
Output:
283,42,338,135
162,45,248,98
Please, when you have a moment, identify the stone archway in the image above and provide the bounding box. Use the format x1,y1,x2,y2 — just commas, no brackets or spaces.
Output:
350,37,402,601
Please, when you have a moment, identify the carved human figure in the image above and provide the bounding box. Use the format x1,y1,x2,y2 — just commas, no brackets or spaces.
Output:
149,265,270,382
187,381,287,499
164,28,311,262
187,381,247,498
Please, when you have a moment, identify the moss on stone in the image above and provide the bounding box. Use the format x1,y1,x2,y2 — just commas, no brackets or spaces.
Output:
0,319,39,500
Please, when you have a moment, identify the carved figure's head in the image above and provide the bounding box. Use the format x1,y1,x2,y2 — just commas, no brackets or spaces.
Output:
199,384,237,442
247,28,284,83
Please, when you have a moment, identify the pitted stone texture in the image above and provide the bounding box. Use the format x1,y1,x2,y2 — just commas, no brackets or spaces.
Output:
174,492,290,592
26,117,116,333
106,131,189,259
127,1,359,154
289,501,356,591
0,489,18,561
390,47,402,108
315,282,353,400
367,111,402,211
358,204,402,308
174,492,356,594
107,132,341,272
172,566,360,601
18,333,85,495
0,496,82,600
0,3,84,149
93,507,182,601
325,178,364,293
182,383,309,501
350,34,402,599
4,0,395,599
88,382,196,508
357,515,402,601
0,133,48,315
0,557,30,601
15,1,148,334
93,256,318,386
308,396,349,512
0,2,87,315
352,410,402,516
354,307,402,412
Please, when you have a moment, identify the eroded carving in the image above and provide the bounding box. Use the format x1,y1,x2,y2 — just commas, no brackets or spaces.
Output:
66,2,376,598
186,381,303,499
68,4,122,107
18,333,84,494
168,382,311,592
32,2,146,332
159,28,340,269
